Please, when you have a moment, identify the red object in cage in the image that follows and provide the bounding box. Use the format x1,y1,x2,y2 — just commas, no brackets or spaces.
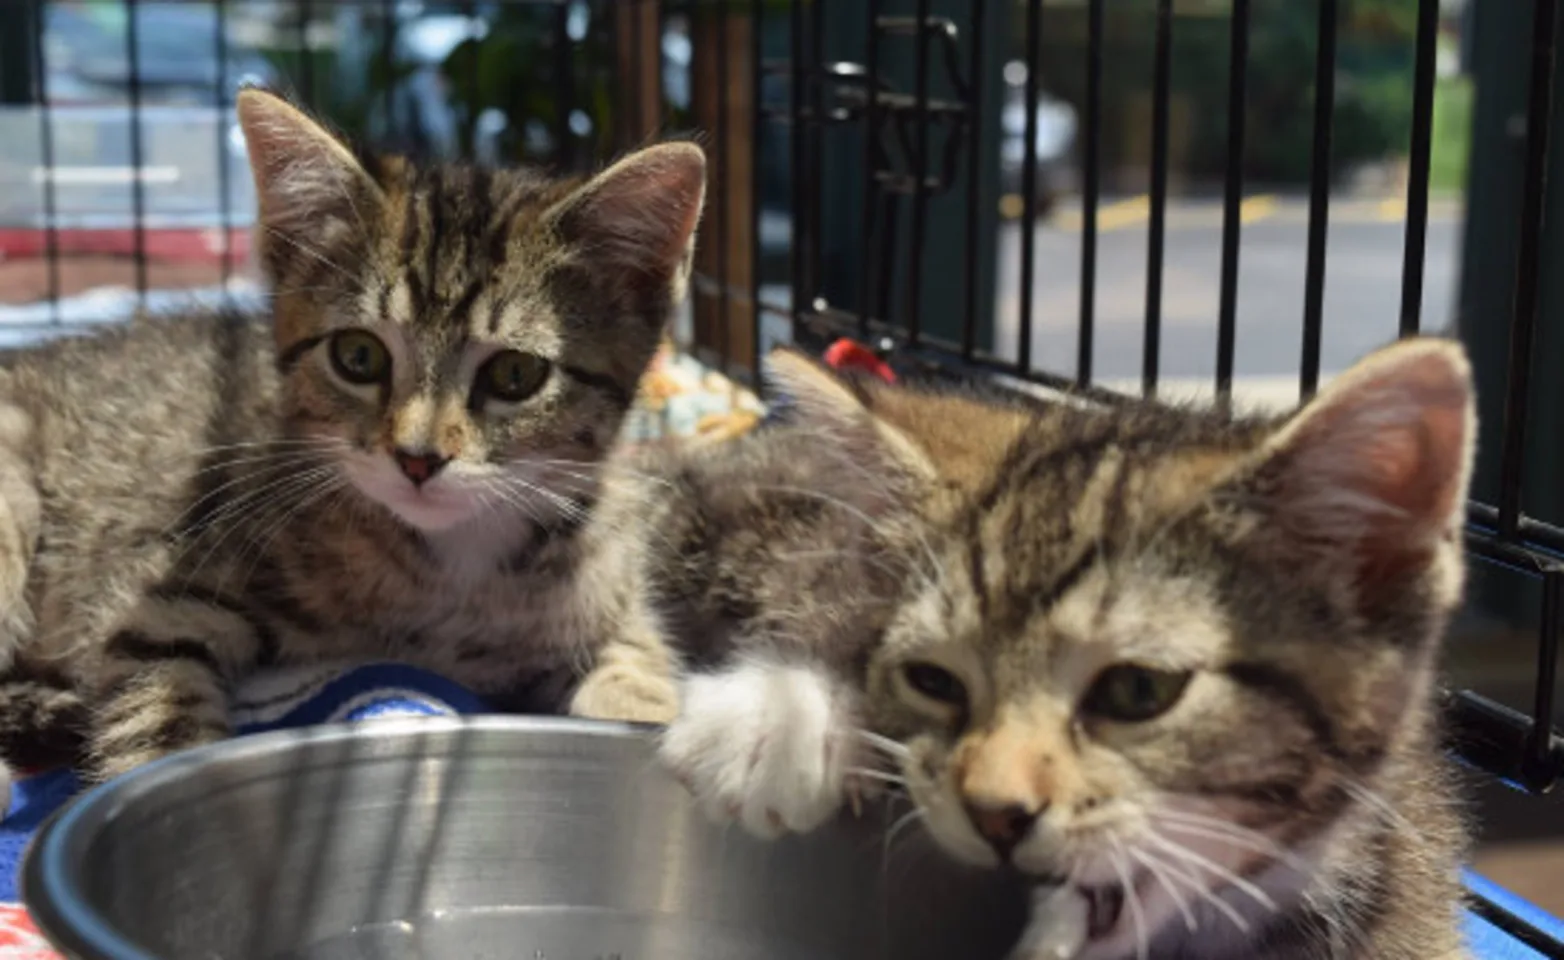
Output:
822,338,897,384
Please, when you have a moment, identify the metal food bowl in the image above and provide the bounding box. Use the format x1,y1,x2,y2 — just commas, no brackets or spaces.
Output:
22,716,1029,959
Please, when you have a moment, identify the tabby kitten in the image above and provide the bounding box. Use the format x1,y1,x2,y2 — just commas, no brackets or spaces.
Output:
585,339,1474,960
0,88,703,785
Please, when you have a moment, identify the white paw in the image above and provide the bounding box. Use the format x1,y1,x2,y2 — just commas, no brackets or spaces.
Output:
1010,885,1090,960
659,659,860,839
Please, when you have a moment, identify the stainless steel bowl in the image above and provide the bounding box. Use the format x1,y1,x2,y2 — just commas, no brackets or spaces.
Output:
23,716,1029,960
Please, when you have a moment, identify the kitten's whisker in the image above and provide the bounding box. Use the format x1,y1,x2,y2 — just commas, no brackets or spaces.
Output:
1146,833,1276,913
174,463,335,540
267,282,352,297
1157,825,1301,875
855,729,911,758
1106,843,1150,960
165,453,337,533
480,478,548,526
846,767,906,787
263,227,361,287
175,466,339,584
189,469,334,549
538,458,676,490
185,448,337,479
880,806,927,874
1153,816,1309,873
230,479,346,591
1336,776,1425,845
494,473,590,523
1127,845,1198,934
185,437,344,457
1135,845,1252,935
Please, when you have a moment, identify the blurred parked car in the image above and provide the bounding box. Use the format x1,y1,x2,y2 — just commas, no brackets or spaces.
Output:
0,2,278,264
999,60,1078,215
42,1,278,105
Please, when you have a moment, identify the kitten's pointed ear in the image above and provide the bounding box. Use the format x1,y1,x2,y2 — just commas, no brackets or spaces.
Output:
763,348,935,478
237,88,379,242
548,142,706,299
1249,338,1474,592
764,347,876,424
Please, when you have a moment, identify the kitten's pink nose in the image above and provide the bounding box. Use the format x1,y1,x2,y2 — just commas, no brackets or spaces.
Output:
964,800,1040,859
394,449,449,486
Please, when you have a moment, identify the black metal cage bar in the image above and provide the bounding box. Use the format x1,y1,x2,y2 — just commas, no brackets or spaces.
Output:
1075,0,1102,389
1017,0,1042,376
28,0,60,325
215,0,234,297
903,0,933,347
1214,0,1250,402
1298,0,1336,400
715,0,732,375
1399,0,1441,338
961,0,986,363
1142,0,1173,398
749,0,765,381
1497,0,1559,539
124,0,149,303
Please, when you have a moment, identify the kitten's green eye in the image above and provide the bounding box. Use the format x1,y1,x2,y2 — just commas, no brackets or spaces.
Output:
901,662,968,708
1082,664,1192,723
479,350,551,404
328,330,390,385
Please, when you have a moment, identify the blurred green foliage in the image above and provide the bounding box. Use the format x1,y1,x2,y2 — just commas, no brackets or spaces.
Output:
1035,0,1421,186
439,3,617,168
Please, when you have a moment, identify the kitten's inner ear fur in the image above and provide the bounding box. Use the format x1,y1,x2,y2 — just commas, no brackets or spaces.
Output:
1247,338,1474,593
547,142,707,298
236,89,380,247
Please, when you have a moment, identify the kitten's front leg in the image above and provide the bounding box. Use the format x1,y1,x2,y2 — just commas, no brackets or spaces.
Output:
85,585,266,782
568,601,681,725
569,647,681,725
658,657,868,839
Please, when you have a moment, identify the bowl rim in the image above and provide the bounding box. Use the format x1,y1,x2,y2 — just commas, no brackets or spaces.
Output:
21,715,655,960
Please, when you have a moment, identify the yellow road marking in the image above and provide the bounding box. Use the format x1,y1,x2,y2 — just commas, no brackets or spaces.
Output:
1239,193,1277,224
1377,196,1407,221
1052,194,1151,231
1098,194,1151,229
1002,193,1446,230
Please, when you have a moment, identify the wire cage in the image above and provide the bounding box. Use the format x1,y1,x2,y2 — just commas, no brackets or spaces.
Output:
1,0,1562,955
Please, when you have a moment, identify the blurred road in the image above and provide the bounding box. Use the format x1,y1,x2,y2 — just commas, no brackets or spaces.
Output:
994,194,1463,409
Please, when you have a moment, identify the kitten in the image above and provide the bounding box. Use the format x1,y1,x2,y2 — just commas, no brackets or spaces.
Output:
586,339,1474,959
0,88,703,786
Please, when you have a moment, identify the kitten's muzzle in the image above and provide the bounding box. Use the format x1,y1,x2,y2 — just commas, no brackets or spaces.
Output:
394,448,450,486
964,799,1042,860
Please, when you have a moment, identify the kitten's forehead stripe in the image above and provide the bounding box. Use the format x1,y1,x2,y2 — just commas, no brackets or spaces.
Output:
423,169,445,312
449,281,485,332
965,515,991,627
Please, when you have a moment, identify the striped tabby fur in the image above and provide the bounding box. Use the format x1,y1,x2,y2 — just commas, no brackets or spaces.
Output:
0,88,703,785
592,339,1474,960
